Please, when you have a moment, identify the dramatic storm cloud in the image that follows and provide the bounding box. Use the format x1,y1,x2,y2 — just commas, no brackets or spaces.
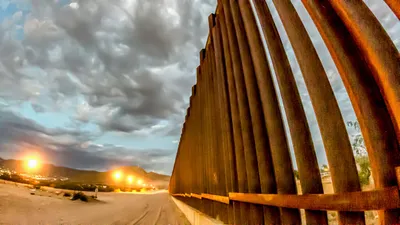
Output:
0,0,215,174
0,0,398,173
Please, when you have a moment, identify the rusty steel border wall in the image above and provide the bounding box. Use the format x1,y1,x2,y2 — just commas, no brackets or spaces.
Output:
169,1,400,224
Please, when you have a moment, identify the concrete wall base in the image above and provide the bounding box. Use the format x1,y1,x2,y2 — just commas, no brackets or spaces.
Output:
171,197,224,225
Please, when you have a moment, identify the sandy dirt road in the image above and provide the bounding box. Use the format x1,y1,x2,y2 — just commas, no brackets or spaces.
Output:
0,183,190,225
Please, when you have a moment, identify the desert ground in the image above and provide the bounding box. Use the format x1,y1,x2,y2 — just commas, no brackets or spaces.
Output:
0,182,189,225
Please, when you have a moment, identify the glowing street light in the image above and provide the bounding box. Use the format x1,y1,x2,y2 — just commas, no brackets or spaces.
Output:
127,175,134,184
113,171,123,181
137,179,143,185
27,159,38,169
25,156,41,173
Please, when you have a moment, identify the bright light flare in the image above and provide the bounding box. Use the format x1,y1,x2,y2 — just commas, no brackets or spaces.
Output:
114,171,123,181
127,175,134,184
22,152,42,172
27,159,38,169
24,156,41,172
137,179,143,185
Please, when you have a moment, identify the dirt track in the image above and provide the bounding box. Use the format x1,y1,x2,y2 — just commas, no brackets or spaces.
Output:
0,182,190,225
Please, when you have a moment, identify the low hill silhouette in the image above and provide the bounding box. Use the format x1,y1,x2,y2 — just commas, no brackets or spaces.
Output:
0,158,169,188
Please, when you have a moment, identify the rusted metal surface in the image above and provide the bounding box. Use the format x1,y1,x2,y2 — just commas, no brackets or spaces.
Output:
229,186,400,211
329,0,400,142
193,84,203,210
203,52,215,217
170,1,399,224
396,167,400,189
218,3,251,224
301,1,400,223
177,186,400,211
197,58,205,214
205,26,230,222
220,1,266,224
191,193,202,199
218,7,246,225
252,0,327,223
271,0,365,223
212,13,239,224
201,47,214,217
207,44,220,219
188,104,194,208
227,0,282,224
188,94,195,207
239,0,301,223
172,194,185,197
201,193,230,205
208,24,230,224
179,111,188,199
201,58,212,216
385,0,400,19
211,15,231,223
190,83,199,210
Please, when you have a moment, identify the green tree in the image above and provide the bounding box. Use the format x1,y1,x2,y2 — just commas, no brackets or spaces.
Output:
347,121,371,186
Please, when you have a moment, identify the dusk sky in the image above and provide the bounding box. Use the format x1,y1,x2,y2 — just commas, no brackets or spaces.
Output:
0,0,398,174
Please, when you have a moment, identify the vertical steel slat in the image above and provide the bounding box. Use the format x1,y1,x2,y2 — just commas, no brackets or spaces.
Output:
209,15,227,223
201,48,213,217
196,66,206,212
220,0,268,223
193,86,198,205
328,0,400,142
185,102,191,201
209,40,230,224
218,5,247,224
179,116,185,196
176,123,183,195
215,53,230,222
385,0,400,19
191,92,197,208
185,110,190,198
188,103,193,199
199,62,210,215
271,0,365,224
191,85,200,210
183,117,188,196
212,15,238,224
188,96,194,205
239,0,301,223
193,87,200,210
196,68,204,213
180,115,187,198
252,0,327,223
188,102,194,203
227,0,282,224
191,93,199,208
206,47,217,219
207,43,220,221
198,52,205,208
301,1,400,223
209,22,233,224
205,37,216,220
185,97,191,205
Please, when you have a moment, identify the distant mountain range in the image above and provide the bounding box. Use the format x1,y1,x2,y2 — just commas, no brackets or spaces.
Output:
0,157,170,188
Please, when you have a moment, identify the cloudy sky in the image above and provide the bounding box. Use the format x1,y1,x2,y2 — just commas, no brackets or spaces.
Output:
0,0,398,174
